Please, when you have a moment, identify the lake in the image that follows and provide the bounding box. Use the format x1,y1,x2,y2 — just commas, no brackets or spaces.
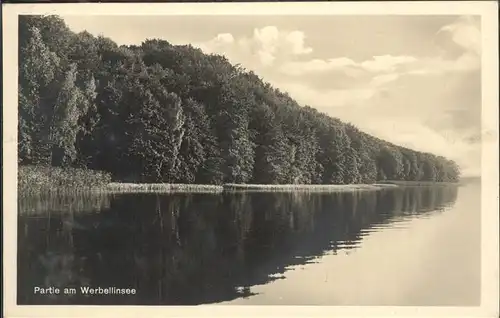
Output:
17,181,480,306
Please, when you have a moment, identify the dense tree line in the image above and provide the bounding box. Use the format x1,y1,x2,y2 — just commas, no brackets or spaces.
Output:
18,16,461,184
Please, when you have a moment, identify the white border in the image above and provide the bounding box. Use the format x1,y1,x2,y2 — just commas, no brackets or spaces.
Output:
2,2,499,317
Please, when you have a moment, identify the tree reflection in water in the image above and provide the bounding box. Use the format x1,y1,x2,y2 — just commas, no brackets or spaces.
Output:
18,185,459,305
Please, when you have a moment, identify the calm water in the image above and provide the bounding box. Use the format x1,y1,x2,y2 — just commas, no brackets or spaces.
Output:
17,182,480,306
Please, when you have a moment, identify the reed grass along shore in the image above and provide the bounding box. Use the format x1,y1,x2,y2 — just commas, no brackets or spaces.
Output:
222,183,398,192
19,165,459,195
105,183,224,193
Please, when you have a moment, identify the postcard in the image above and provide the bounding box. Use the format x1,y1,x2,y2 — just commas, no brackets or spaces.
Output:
2,1,498,317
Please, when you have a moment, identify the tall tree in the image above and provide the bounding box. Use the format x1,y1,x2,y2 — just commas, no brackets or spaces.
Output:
19,26,61,164
127,84,186,182
215,72,256,183
176,98,212,184
50,63,85,166
377,146,404,180
250,103,291,184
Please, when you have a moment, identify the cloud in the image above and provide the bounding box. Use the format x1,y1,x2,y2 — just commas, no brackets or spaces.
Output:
404,51,480,76
280,15,480,80
268,80,376,109
285,30,314,55
197,33,234,53
280,58,355,75
197,21,480,81
198,26,312,67
215,33,234,44
406,69,440,76
428,15,481,73
249,26,313,63
370,73,400,87
437,15,480,55
360,55,417,73
280,55,417,76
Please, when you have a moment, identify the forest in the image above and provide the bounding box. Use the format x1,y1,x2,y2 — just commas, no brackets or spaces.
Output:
18,15,461,185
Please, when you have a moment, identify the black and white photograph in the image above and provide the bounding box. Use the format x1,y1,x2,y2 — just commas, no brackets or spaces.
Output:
2,2,498,317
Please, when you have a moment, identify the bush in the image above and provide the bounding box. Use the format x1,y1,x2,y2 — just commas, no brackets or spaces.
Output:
18,165,112,194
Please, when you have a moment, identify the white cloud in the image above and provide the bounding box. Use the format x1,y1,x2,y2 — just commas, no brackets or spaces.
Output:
281,58,356,75
197,21,480,80
285,31,314,55
269,80,376,109
370,73,400,87
425,15,481,74
254,26,280,47
437,15,481,55
280,55,417,76
439,52,480,72
280,16,480,79
197,26,313,67
360,55,418,73
257,50,276,66
215,33,234,44
402,55,479,77
406,69,440,76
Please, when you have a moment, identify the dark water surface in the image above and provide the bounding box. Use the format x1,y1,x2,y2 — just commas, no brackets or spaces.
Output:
17,182,480,306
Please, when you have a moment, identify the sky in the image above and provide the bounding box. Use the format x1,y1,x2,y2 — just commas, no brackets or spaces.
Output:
61,14,482,177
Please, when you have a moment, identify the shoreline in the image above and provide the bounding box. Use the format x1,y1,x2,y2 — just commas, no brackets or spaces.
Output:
18,166,465,195
222,183,398,192
20,180,462,195
105,182,224,193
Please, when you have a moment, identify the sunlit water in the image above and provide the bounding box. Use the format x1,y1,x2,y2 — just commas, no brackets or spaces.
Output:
17,182,480,306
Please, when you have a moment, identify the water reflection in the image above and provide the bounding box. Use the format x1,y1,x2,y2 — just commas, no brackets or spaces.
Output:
18,186,459,305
